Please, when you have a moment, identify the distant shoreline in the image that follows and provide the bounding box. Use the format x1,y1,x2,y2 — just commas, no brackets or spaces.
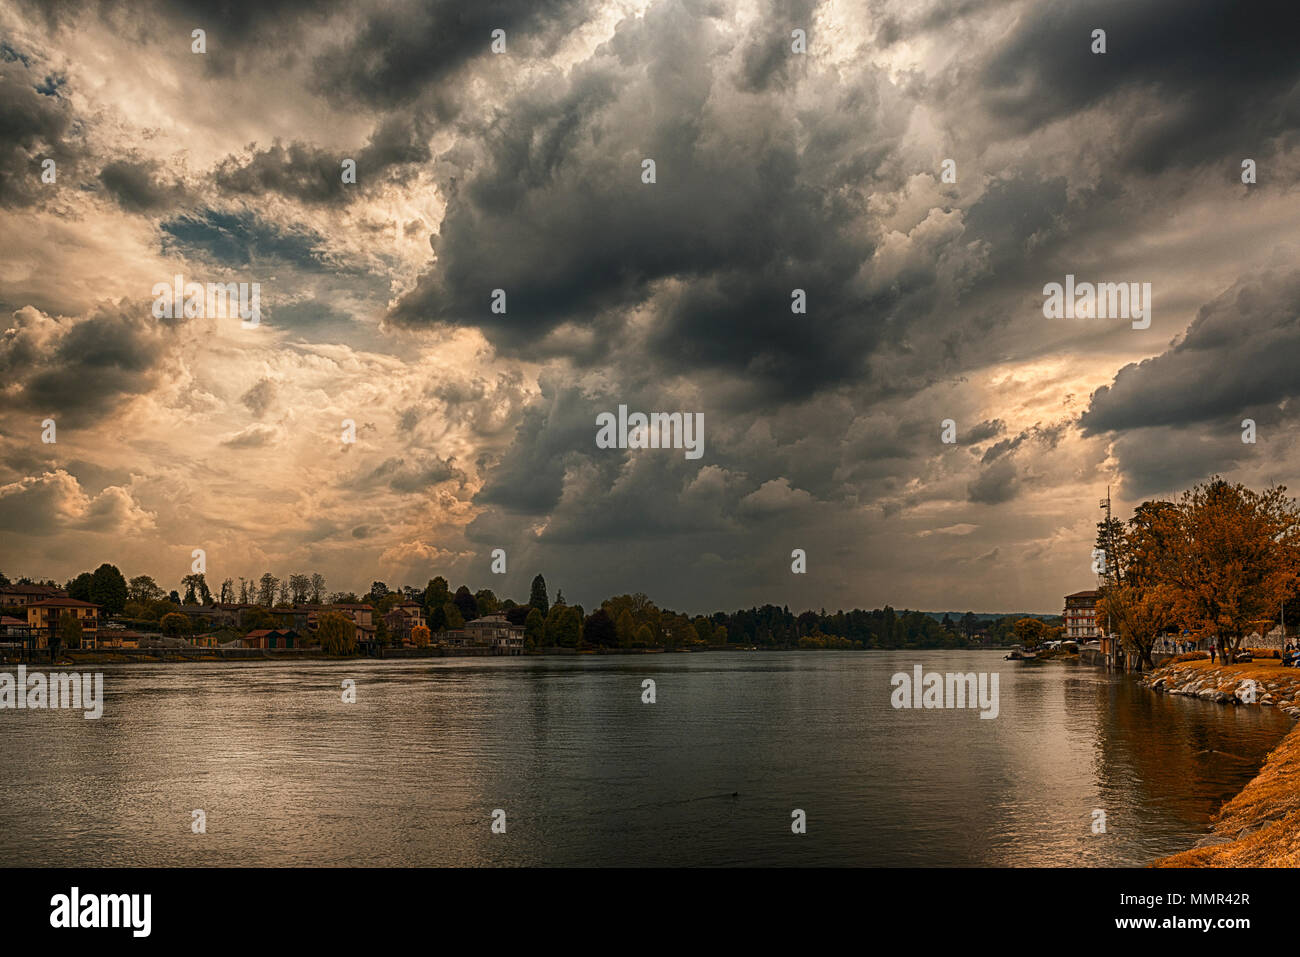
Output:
9,644,1019,666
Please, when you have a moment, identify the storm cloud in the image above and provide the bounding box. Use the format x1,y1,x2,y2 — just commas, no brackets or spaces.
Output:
2,0,1299,615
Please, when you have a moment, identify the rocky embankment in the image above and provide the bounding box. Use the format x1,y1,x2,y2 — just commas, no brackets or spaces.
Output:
1145,658,1300,717
1144,657,1300,866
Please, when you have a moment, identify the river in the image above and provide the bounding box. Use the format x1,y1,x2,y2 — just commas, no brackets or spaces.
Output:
0,650,1288,866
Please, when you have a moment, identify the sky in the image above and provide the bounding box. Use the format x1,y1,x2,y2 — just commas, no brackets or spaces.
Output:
2,0,1299,616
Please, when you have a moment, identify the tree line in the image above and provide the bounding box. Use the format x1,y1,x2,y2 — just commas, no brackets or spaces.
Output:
2,566,1051,653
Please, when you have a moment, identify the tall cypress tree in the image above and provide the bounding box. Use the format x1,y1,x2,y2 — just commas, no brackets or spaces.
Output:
529,575,549,618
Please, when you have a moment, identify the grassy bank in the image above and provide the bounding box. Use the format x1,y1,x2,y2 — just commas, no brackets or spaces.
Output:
1145,657,1300,866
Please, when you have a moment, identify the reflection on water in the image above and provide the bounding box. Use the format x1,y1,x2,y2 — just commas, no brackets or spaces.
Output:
0,651,1288,866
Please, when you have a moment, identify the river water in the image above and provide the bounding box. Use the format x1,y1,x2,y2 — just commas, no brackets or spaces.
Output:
0,650,1288,866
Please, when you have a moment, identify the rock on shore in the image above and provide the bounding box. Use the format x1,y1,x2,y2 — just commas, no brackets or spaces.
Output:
1144,659,1300,718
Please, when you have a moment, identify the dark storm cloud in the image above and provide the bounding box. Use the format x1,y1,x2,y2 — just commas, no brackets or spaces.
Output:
264,299,358,340
468,373,839,547
967,457,1018,505
215,142,350,205
240,378,276,417
979,421,1065,465
99,158,186,213
0,301,167,425
214,114,431,204
14,0,338,33
1079,270,1300,497
979,433,1021,464
963,175,1069,263
1106,427,1252,500
161,0,341,37
735,0,818,92
9,0,1296,613
964,418,1005,444
472,378,607,514
426,369,529,438
1080,269,1300,434
0,58,78,207
873,0,1008,47
347,455,466,494
646,269,887,404
388,2,899,402
312,0,590,108
981,0,1300,173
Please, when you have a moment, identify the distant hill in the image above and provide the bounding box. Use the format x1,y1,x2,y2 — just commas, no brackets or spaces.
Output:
922,611,1061,623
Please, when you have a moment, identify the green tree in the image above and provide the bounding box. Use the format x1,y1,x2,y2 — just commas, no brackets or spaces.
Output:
256,573,279,607
552,606,581,647
241,607,282,631
583,608,618,648
474,589,500,616
453,585,478,623
524,607,545,647
529,575,549,618
88,563,128,614
148,598,180,621
181,573,211,606
712,624,728,645
632,623,654,647
424,576,450,611
289,574,312,605
317,611,357,656
692,616,713,645
616,609,635,648
58,611,83,649
128,575,164,604
544,602,566,643
160,612,189,637
443,602,464,630
66,571,94,602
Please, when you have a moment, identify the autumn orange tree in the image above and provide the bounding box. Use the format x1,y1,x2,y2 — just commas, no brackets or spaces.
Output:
1161,480,1300,659
1096,500,1180,669
1101,479,1300,665
1013,617,1047,649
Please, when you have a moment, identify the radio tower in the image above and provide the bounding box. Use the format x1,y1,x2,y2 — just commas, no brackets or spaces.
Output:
1098,486,1116,668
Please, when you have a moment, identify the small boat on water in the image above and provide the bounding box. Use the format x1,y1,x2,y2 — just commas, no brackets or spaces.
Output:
1004,647,1039,661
